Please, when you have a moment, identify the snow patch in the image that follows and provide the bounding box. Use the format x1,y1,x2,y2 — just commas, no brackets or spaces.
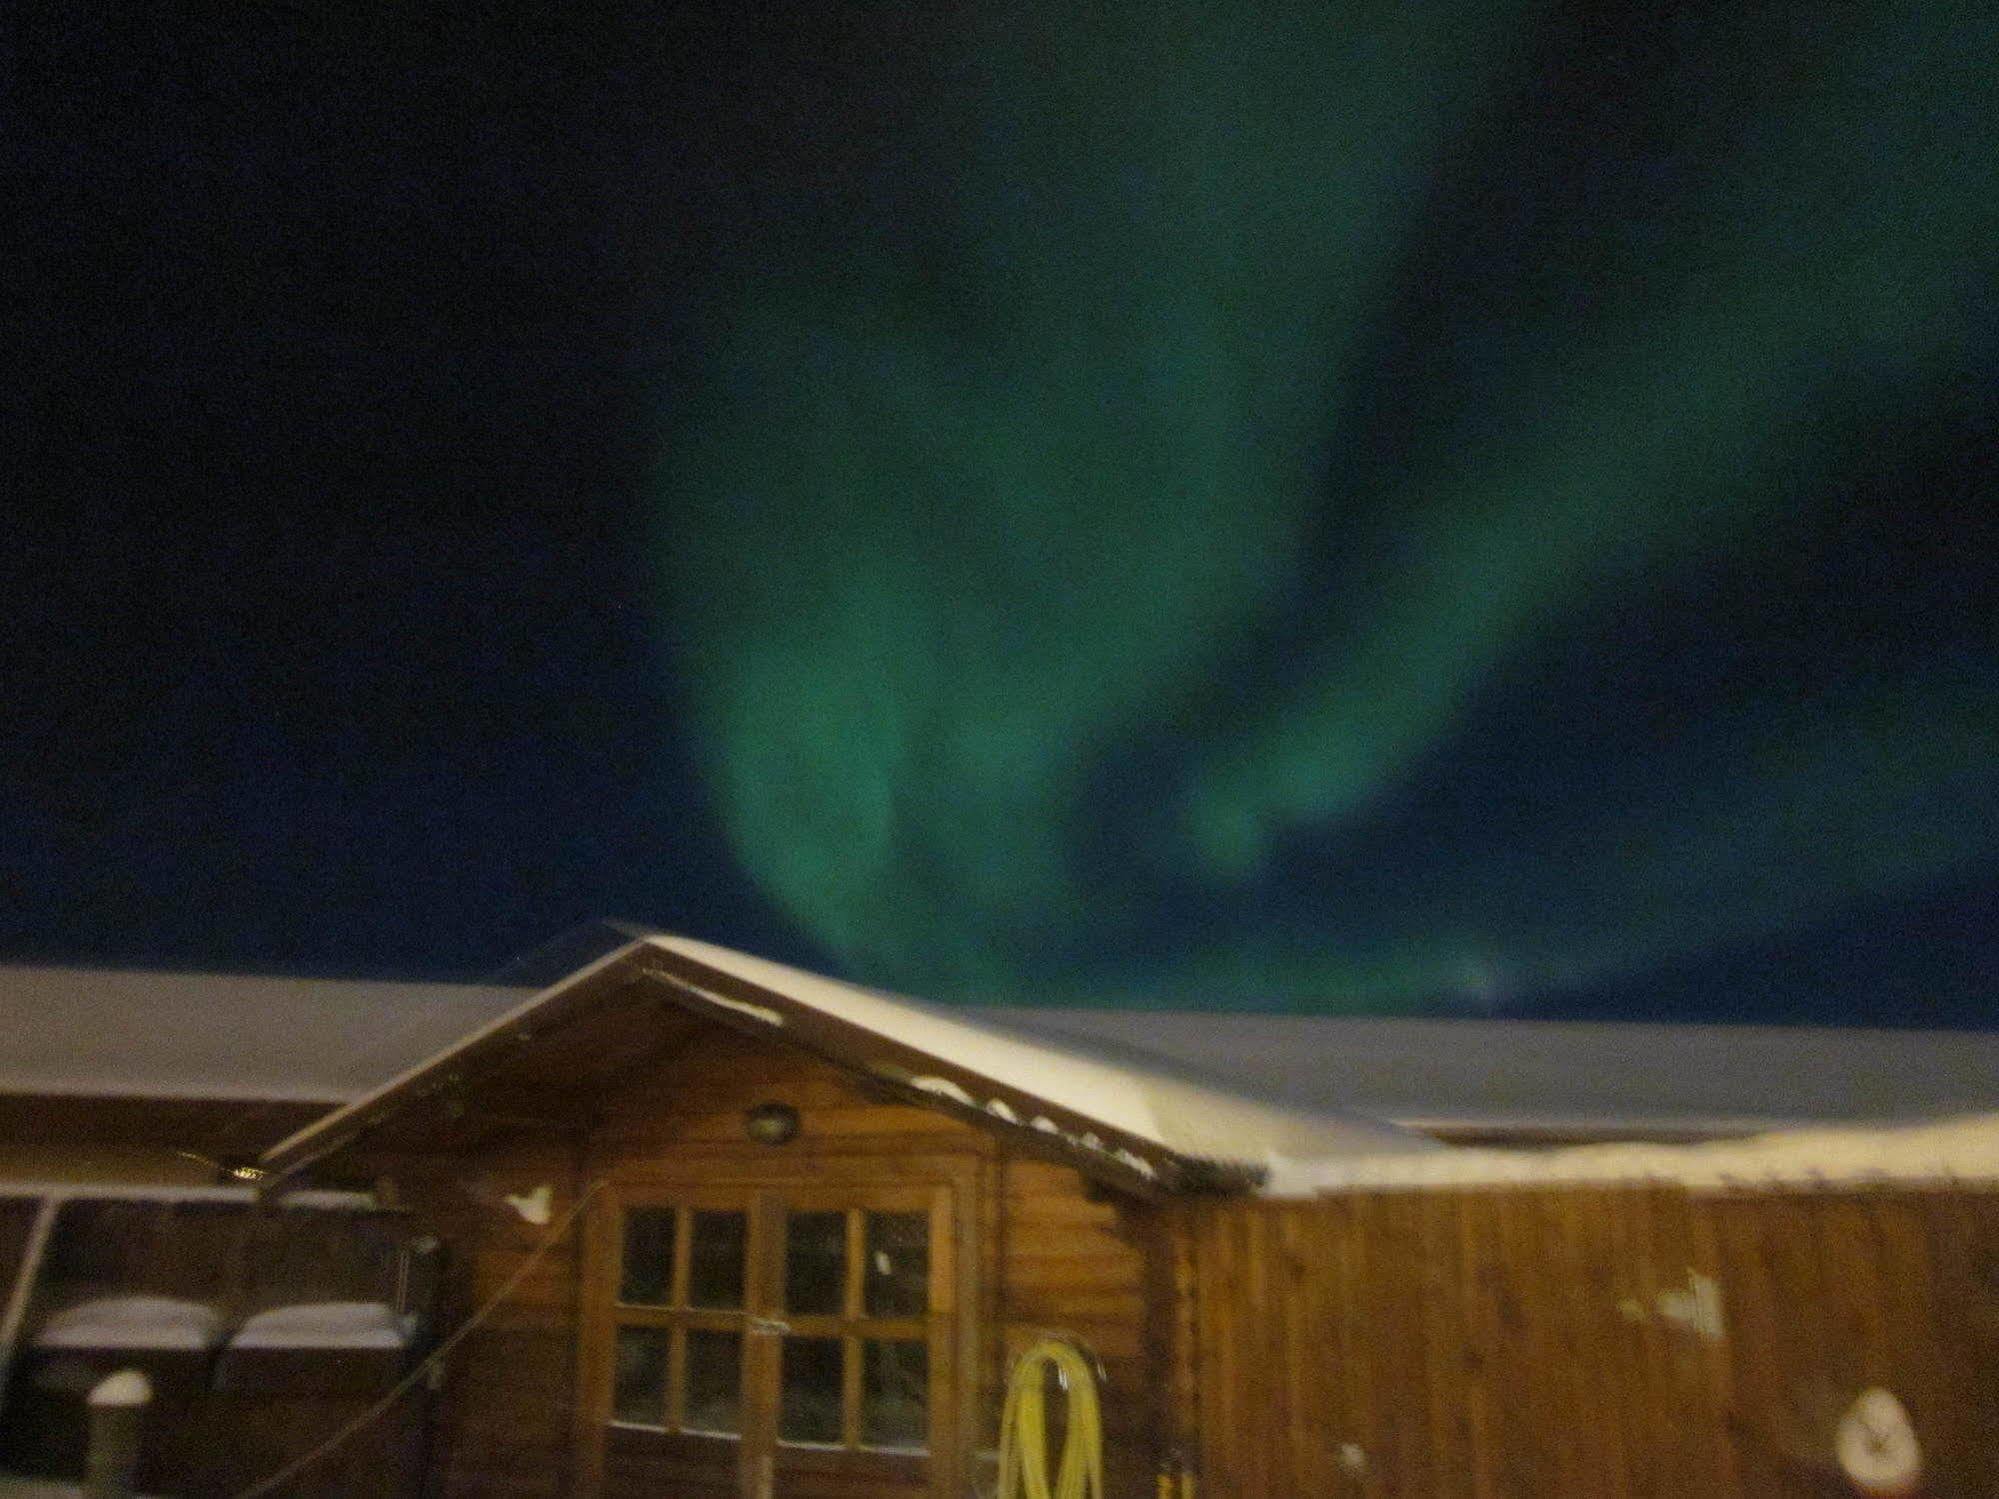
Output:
88,1369,153,1407
909,1076,977,1108
1263,1112,1999,1196
229,1301,416,1350
680,985,785,1027
39,1297,224,1352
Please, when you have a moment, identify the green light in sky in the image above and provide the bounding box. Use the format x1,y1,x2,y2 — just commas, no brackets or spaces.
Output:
652,1,1996,1008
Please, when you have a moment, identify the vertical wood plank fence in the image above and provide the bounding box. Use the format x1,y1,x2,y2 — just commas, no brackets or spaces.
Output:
1170,1186,1999,1498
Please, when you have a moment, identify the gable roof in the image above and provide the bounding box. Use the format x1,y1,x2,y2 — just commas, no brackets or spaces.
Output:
258,936,1438,1194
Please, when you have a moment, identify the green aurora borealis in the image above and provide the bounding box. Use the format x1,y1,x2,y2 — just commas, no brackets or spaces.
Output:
655,2,1997,1009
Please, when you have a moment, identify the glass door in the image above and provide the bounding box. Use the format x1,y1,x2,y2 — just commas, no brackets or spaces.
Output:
582,1177,956,1499
591,1188,756,1496
758,1184,950,1497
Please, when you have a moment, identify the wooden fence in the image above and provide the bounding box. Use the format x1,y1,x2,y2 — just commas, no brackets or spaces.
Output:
1170,1185,1999,1497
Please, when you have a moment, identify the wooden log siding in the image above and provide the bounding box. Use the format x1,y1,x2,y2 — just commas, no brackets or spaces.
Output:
996,1159,1161,1499
1169,1185,1999,1499
346,1138,590,1499
368,1021,1170,1499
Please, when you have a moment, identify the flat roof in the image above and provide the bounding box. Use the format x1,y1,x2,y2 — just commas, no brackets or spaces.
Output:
0,965,521,1103
5,955,1996,1135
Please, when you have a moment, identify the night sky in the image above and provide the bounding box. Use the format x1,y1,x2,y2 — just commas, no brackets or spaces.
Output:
8,2,1996,1025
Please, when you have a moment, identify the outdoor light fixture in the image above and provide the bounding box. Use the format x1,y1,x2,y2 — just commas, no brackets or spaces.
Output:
744,1101,801,1146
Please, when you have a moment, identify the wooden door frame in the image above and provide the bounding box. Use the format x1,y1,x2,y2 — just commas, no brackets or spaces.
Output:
572,1148,985,1498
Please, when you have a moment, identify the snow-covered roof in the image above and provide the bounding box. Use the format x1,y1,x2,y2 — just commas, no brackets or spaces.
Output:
262,937,1439,1189
973,1007,1999,1137
0,965,522,1102
1265,1111,1999,1196
5,952,1996,1154
654,936,1434,1171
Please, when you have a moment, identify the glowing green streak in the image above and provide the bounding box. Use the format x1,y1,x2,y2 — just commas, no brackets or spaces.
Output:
661,0,1543,986
655,3,1995,1006
1180,5,1995,874
1348,671,1990,1008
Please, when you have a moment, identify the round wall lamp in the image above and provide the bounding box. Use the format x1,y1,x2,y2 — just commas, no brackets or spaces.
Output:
744,1101,801,1146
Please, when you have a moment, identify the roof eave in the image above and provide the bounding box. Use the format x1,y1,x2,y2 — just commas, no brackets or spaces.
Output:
260,941,1211,1197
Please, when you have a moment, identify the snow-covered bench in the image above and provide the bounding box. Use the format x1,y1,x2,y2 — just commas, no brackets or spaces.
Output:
214,1300,419,1395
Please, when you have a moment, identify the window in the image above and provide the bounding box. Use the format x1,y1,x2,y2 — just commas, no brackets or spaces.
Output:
773,1203,934,1452
586,1178,956,1494
606,1204,751,1436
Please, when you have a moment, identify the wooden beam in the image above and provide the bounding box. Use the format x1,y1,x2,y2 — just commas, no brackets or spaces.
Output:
632,955,1204,1199
0,1195,59,1411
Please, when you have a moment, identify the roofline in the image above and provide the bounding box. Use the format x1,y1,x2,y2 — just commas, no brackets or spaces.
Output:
0,961,529,994
631,945,1214,1193
0,1081,350,1106
0,1182,383,1208
1266,1111,1999,1196
1407,1115,1821,1145
259,938,652,1181
260,939,1245,1195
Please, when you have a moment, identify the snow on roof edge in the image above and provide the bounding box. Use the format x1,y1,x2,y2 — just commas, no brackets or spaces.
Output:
648,936,1436,1167
1262,1111,1999,1196
266,933,1438,1180
0,1075,349,1106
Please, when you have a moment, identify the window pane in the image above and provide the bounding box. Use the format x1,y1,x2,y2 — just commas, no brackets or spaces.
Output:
682,1330,742,1436
686,1210,746,1309
612,1326,668,1426
619,1208,675,1305
862,1339,928,1450
779,1336,844,1445
864,1211,929,1316
783,1211,846,1315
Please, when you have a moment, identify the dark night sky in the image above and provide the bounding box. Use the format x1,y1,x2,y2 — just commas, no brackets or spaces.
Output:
7,3,1996,1026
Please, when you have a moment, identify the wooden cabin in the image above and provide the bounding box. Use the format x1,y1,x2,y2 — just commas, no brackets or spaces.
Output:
250,935,1434,1499
4,944,1998,1496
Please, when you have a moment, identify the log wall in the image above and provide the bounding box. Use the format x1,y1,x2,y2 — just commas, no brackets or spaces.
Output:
384,1024,1166,1498
356,1137,589,1499
995,1158,1160,1499
1171,1184,1999,1498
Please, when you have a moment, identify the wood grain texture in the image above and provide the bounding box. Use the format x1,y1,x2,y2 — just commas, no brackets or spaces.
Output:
350,1138,588,1499
995,1157,1164,1499
1172,1184,1999,1499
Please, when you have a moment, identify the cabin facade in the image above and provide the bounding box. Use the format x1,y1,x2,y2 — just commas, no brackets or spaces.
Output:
254,936,1431,1499
4,942,1998,1496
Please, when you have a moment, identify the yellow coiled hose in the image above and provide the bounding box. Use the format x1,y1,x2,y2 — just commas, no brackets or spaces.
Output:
997,1338,1105,1499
